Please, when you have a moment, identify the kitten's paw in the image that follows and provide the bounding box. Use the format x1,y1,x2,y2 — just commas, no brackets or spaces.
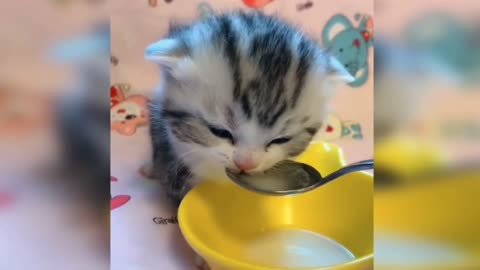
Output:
194,255,211,270
138,163,155,179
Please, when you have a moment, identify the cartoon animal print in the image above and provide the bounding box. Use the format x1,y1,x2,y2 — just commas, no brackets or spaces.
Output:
315,113,343,141
315,114,363,141
111,85,149,135
341,121,363,140
197,2,215,18
242,0,274,9
322,13,374,88
110,85,125,108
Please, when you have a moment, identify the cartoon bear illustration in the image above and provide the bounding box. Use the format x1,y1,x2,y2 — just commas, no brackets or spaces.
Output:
322,14,373,88
111,85,149,136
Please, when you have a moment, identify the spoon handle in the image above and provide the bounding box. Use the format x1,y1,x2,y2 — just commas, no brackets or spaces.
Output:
320,159,374,184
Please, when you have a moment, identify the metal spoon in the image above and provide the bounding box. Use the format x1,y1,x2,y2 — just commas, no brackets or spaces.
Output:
225,159,373,195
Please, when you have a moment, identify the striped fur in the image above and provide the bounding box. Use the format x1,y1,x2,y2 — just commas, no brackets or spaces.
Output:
146,11,353,205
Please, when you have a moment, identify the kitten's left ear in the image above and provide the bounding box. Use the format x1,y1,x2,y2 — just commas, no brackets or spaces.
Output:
145,39,195,80
326,56,355,84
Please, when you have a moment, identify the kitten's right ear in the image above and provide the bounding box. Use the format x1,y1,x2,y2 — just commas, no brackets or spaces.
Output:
145,39,193,78
326,56,355,84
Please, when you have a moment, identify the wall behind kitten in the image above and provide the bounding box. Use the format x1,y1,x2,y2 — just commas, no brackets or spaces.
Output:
110,0,374,162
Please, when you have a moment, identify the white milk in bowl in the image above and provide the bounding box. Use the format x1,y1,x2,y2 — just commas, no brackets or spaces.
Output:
244,228,355,268
375,231,469,268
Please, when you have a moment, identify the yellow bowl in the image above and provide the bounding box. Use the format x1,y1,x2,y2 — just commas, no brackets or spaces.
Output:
375,135,448,179
374,136,480,270
179,142,373,270
374,137,480,270
375,171,480,269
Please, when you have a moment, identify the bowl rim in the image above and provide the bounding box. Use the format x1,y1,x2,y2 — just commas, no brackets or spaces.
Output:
179,198,373,270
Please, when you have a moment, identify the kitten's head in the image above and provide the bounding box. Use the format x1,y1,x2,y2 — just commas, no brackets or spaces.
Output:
146,14,353,180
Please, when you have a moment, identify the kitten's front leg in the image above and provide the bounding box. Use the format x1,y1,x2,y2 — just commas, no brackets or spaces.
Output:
145,112,175,180
138,161,156,179
164,160,194,207
138,160,170,180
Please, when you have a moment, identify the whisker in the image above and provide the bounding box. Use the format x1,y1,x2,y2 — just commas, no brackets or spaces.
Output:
176,149,202,161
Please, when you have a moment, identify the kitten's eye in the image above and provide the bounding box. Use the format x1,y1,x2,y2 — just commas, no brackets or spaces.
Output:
208,126,234,142
268,137,291,146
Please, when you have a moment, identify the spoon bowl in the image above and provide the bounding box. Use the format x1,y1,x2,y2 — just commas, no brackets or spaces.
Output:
226,159,374,195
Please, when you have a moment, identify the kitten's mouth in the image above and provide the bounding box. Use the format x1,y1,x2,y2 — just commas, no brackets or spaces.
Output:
226,167,242,174
226,167,263,176
226,167,259,176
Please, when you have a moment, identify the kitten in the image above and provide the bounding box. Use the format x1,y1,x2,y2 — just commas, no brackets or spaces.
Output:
145,11,353,206
55,22,110,208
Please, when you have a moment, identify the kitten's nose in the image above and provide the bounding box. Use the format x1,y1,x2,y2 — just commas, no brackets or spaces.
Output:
233,159,258,171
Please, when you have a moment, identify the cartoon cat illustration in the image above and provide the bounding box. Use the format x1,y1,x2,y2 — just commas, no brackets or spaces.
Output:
322,14,374,88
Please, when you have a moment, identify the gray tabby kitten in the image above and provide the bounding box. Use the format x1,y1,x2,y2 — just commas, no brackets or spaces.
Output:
374,38,457,140
144,11,353,206
55,22,110,207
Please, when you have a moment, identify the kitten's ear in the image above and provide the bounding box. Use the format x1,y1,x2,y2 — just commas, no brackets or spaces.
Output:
145,39,194,79
326,56,355,84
